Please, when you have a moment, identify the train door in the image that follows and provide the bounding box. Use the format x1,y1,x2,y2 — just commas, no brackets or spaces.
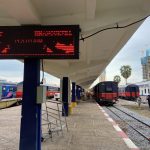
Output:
105,82,113,100
130,87,136,98
94,85,99,101
2,85,7,97
9,86,17,98
100,83,105,100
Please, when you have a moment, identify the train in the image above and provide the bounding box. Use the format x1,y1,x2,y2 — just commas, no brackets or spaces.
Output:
16,82,23,98
134,81,150,102
46,85,60,100
0,82,60,109
135,81,150,96
16,82,60,100
118,84,139,100
93,81,118,105
0,84,17,99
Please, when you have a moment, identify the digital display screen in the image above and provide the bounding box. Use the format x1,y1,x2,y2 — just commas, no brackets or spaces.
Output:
0,25,79,59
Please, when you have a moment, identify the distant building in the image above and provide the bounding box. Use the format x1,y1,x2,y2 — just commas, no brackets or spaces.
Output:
141,49,150,80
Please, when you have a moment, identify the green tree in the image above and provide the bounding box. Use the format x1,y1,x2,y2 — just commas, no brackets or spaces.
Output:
120,65,132,84
113,75,121,83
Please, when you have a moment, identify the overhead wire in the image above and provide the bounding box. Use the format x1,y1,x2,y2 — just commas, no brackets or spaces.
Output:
36,15,150,84
80,15,150,41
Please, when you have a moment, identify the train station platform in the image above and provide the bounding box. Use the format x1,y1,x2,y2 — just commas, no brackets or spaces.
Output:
0,98,139,150
42,99,138,150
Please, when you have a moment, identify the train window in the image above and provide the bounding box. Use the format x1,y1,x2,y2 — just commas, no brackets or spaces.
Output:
113,84,118,92
9,87,13,91
106,87,112,92
131,87,136,92
148,89,150,94
145,89,146,94
100,84,105,92
105,84,112,92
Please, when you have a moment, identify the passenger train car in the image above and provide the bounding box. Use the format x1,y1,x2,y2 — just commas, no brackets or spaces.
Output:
46,85,60,100
16,82,60,100
93,81,118,105
135,81,150,96
0,84,17,99
134,81,150,103
118,84,139,100
16,82,23,98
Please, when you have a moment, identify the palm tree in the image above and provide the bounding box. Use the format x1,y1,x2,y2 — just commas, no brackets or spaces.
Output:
120,65,132,84
113,75,121,84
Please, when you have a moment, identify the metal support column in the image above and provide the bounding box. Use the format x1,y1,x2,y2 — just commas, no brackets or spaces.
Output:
78,86,81,99
76,85,78,100
62,77,69,116
76,85,81,100
71,82,76,107
19,59,41,150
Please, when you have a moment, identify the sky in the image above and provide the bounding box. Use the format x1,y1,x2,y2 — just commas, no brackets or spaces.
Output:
0,60,60,85
1,17,150,86
105,16,150,85
90,16,150,87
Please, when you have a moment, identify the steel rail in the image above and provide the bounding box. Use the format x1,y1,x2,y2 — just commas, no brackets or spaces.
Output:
105,106,150,142
113,105,150,128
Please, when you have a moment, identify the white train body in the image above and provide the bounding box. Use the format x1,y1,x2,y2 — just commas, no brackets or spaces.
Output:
135,81,150,103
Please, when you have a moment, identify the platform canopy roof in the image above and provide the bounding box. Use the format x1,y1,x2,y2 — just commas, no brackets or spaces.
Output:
0,0,150,88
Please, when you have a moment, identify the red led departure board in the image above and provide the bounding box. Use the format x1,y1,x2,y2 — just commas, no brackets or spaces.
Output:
0,25,79,59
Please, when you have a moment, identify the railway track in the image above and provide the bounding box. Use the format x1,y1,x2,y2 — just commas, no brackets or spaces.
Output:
104,105,150,147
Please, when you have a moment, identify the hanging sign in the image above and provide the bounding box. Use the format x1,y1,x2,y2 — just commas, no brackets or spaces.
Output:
0,25,79,59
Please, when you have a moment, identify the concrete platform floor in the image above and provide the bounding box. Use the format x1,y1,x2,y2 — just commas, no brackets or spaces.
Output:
42,99,131,150
0,105,21,150
0,99,132,150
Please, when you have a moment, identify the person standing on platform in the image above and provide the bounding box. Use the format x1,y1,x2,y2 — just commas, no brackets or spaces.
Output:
147,95,150,110
136,97,142,108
